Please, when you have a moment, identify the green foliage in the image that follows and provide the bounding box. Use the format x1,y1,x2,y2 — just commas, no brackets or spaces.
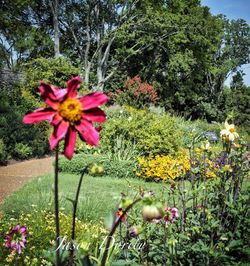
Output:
108,1,250,123
13,143,32,160
107,137,250,265
100,107,182,156
2,133,249,264
1,0,250,124
21,57,80,96
0,85,50,160
58,153,136,179
221,72,250,134
0,139,8,165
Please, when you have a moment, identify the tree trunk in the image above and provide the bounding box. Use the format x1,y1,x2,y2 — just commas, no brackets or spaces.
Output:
50,0,60,58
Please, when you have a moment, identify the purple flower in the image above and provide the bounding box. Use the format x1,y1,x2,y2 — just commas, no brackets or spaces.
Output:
214,152,228,169
4,225,27,254
164,207,179,224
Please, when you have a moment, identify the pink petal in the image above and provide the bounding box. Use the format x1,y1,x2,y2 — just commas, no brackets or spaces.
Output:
53,87,67,101
67,76,81,98
39,82,59,109
23,108,55,124
79,92,109,110
51,114,63,126
17,244,22,254
75,119,99,146
83,108,106,123
39,82,57,100
10,242,16,249
14,225,20,230
19,226,27,234
64,127,77,160
49,120,69,150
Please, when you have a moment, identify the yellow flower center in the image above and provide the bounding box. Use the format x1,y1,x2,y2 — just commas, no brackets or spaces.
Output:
229,127,235,133
58,98,82,123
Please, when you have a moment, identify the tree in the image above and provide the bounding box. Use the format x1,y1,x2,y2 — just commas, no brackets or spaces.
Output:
206,18,250,102
49,0,60,57
59,0,139,90
222,71,250,131
0,0,54,69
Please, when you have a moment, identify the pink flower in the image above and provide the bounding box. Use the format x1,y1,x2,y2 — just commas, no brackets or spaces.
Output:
23,77,108,160
5,225,27,254
129,225,138,237
164,207,179,224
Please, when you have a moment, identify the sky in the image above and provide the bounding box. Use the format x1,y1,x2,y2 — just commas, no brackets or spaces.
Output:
201,0,250,86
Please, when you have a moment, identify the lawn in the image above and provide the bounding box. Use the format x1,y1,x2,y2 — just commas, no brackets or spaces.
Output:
1,173,164,222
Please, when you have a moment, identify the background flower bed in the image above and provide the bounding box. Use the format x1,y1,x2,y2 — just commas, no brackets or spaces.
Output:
0,207,106,265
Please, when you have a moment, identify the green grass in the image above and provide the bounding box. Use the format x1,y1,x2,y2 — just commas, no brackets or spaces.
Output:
1,174,164,222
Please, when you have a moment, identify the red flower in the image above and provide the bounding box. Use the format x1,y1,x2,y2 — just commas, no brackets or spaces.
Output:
23,76,108,160
116,208,127,222
170,183,176,190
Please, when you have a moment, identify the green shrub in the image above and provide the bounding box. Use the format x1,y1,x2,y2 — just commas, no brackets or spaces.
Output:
100,107,182,156
0,87,50,160
21,57,80,93
59,153,136,179
14,143,32,160
0,139,8,165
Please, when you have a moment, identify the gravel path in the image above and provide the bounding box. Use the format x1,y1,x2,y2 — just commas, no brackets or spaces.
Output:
0,157,54,205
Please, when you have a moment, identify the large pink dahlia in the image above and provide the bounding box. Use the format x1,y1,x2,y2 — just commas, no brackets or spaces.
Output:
23,76,108,160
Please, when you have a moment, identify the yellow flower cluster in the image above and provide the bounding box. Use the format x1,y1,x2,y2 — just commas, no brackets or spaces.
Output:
137,150,190,181
193,148,217,179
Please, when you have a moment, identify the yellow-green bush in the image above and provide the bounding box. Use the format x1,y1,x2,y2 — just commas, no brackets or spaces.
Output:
137,149,190,181
100,107,182,156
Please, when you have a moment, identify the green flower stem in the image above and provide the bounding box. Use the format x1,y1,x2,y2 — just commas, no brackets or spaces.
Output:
202,150,207,226
68,167,88,265
54,147,61,266
100,198,141,266
15,254,18,266
163,224,167,265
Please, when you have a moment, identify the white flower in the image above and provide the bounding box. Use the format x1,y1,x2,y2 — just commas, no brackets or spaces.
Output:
201,141,210,151
220,121,239,142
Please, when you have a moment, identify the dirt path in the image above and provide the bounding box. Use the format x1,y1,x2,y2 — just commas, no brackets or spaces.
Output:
0,157,54,205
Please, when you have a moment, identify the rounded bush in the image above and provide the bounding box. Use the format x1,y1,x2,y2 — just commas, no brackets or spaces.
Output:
100,107,182,156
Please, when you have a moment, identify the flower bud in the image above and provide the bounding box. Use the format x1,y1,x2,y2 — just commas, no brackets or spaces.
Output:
142,205,163,221
129,225,139,237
